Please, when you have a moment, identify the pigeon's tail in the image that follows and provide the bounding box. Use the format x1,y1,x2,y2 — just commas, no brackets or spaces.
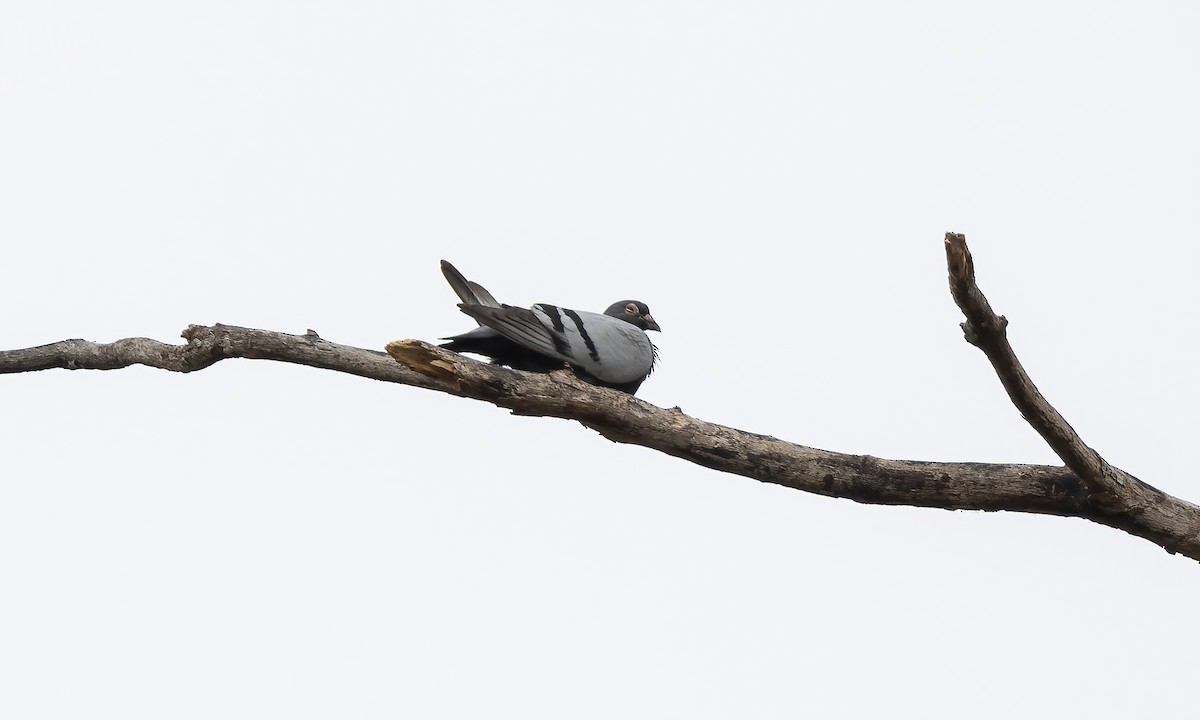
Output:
441,260,501,310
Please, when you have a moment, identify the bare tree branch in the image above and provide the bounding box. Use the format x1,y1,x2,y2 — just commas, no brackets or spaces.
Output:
2,236,1198,561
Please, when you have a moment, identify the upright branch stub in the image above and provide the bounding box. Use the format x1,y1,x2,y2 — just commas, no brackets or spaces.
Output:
944,233,1115,500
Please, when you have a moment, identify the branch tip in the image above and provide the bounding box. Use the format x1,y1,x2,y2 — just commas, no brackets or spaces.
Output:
944,232,975,285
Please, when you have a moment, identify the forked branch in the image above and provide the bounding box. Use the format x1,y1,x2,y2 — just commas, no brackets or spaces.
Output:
1,235,1196,560
943,232,1200,554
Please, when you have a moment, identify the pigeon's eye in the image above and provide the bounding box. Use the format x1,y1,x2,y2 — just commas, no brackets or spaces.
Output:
625,303,639,315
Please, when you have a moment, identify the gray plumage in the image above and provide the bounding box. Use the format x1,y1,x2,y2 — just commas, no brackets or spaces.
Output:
438,260,660,393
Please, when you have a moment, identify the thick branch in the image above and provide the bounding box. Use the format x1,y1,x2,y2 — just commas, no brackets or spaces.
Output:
3,317,1198,560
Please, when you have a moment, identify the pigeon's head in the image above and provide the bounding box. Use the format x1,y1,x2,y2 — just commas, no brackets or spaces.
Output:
605,301,660,332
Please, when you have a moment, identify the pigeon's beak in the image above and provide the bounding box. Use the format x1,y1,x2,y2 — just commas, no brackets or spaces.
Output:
643,314,661,332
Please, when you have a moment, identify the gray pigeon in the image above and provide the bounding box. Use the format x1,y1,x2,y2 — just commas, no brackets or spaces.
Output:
438,260,660,394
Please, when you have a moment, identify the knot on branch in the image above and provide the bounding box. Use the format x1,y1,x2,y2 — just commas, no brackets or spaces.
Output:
960,314,1009,348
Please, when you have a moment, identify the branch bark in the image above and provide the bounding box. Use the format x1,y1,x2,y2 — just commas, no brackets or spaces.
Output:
2,235,1197,561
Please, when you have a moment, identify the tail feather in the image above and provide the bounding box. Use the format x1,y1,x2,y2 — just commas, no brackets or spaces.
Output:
440,260,500,309
467,280,499,307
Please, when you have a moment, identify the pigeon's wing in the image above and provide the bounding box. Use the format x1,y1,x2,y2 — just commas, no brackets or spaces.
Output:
439,323,567,372
441,260,501,310
457,304,563,359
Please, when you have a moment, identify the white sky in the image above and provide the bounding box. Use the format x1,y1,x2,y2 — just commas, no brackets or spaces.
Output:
3,2,1199,717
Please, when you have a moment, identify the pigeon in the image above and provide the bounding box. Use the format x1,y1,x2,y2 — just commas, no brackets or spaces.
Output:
438,260,660,394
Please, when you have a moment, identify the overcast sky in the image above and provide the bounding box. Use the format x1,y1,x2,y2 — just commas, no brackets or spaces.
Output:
3,2,1199,718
